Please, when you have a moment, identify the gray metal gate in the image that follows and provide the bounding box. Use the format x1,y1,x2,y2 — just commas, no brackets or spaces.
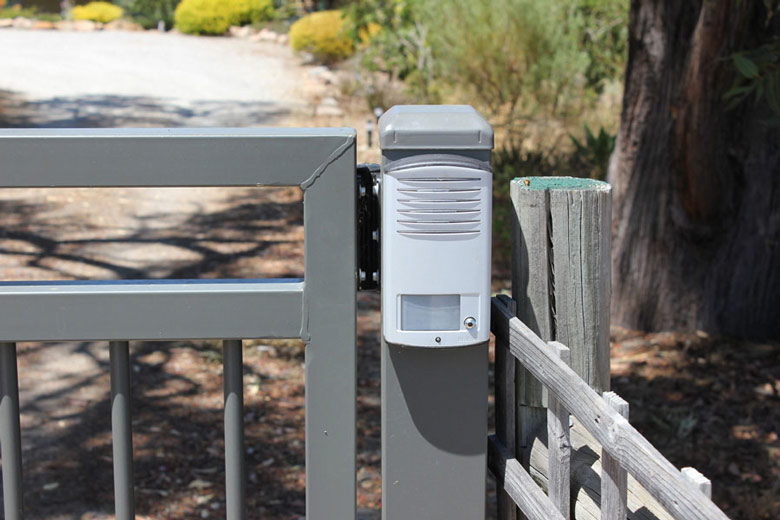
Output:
0,127,358,520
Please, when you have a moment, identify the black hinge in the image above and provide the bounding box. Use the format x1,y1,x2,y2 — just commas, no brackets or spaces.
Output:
357,163,380,291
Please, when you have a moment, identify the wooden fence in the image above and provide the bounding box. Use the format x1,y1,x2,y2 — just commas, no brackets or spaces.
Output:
489,177,730,520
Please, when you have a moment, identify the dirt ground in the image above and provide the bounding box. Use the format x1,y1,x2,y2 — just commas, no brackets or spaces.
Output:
0,28,777,520
608,328,780,519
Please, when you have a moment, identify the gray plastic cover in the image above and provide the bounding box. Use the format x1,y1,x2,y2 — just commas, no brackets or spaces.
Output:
378,105,494,150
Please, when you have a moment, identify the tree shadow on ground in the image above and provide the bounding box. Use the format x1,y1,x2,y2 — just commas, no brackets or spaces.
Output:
482,330,779,520
0,90,290,128
14,337,309,520
609,331,780,520
0,188,304,281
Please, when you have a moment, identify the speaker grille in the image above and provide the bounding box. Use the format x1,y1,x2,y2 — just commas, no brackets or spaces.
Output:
395,176,483,236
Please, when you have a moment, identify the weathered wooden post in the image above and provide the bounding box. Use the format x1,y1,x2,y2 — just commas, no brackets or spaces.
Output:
511,176,611,454
499,177,712,520
503,177,611,518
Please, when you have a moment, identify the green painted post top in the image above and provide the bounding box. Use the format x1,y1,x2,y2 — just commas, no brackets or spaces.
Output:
378,105,494,150
512,176,611,191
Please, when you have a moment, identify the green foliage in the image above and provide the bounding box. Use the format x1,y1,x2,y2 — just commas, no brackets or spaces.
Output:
724,36,780,119
117,0,181,29
289,10,354,64
72,2,124,23
0,4,62,21
491,142,560,270
569,124,615,180
345,0,436,102
426,0,590,123
0,6,38,18
269,0,299,21
35,12,63,22
576,0,628,92
175,0,274,35
347,0,627,118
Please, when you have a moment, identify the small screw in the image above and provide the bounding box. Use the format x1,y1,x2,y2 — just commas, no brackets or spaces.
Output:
464,317,477,329
435,337,441,344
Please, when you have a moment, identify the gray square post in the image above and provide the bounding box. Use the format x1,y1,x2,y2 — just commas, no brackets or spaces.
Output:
379,106,493,520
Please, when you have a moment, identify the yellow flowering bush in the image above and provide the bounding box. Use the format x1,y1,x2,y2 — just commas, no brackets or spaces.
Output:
175,0,273,35
72,2,124,23
289,10,356,64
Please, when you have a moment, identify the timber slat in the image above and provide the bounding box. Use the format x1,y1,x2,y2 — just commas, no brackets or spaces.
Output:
489,435,567,520
601,392,629,520
547,341,572,519
681,468,712,499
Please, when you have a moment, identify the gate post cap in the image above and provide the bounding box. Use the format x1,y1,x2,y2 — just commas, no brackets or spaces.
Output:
378,105,493,151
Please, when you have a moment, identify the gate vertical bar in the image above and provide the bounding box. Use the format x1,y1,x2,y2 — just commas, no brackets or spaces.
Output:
0,342,23,520
379,106,493,520
223,339,246,520
303,131,357,520
109,341,135,520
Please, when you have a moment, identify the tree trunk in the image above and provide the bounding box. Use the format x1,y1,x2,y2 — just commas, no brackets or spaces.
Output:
608,0,780,339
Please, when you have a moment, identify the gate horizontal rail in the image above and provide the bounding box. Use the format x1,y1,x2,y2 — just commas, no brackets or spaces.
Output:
0,128,358,520
0,127,355,187
0,279,304,341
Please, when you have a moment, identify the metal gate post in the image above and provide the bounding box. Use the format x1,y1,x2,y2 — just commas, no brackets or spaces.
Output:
379,106,493,520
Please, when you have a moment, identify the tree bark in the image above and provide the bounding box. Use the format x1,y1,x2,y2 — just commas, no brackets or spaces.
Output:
608,0,780,338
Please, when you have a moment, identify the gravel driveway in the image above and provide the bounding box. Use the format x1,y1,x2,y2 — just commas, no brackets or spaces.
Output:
0,28,307,127
0,27,312,282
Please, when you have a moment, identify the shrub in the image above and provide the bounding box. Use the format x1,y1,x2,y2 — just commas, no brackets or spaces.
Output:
490,142,559,273
346,0,436,101
569,124,615,180
175,0,273,35
36,12,64,22
72,2,124,23
289,10,354,64
426,0,590,124
577,0,628,92
118,0,181,29
0,5,38,18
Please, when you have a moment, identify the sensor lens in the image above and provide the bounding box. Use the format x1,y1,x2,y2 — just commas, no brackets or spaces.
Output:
400,294,460,331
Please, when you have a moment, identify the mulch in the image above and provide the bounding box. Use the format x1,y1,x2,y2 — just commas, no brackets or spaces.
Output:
609,327,780,519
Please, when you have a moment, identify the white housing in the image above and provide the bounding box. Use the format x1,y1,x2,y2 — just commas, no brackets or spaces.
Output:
381,156,492,347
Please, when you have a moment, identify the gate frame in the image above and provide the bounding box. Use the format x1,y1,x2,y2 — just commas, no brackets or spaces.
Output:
0,127,358,520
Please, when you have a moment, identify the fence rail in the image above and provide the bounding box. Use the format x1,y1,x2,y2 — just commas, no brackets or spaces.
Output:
0,279,304,341
490,295,730,520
